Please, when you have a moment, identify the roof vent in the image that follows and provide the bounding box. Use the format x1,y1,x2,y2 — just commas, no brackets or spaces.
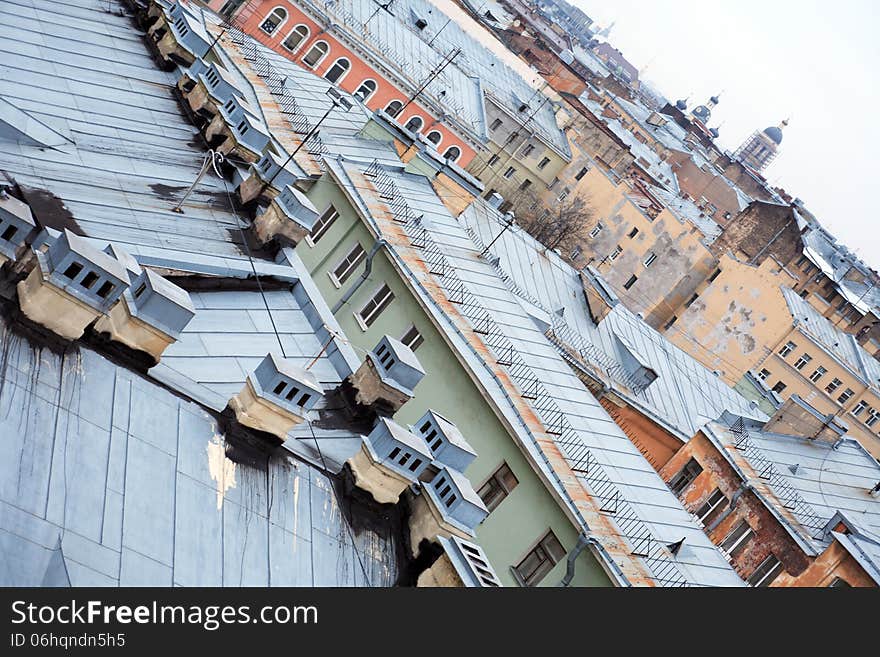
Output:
409,466,488,554
17,230,129,340
229,353,323,442
237,153,299,204
182,60,244,117
148,1,211,66
346,335,426,414
346,417,433,504
251,184,319,247
418,536,503,587
788,463,800,475
870,481,880,498
412,410,477,472
205,97,270,163
666,537,685,556
93,268,195,364
0,192,36,264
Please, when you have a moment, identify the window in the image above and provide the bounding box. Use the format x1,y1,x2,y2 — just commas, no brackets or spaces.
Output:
487,154,500,167
757,368,771,381
520,143,535,157
323,57,351,84
443,146,461,162
829,577,851,587
669,458,702,496
663,315,677,330
477,462,519,512
708,268,721,283
330,243,366,286
589,222,604,239
537,157,550,170
1,225,17,242
608,245,622,262
644,252,657,268
778,341,796,358
259,7,287,35
852,400,867,416
403,115,424,133
307,205,339,244
809,366,827,382
825,378,842,394
400,325,423,351
503,166,516,179
302,40,329,68
426,130,442,146
772,381,787,394
490,118,503,131
720,520,754,559
694,489,728,526
282,24,309,52
518,179,532,191
513,531,565,587
748,554,783,587
838,388,855,404
357,284,395,329
867,408,879,428
628,226,639,238
684,293,699,308
574,167,589,181
354,79,378,102
557,188,570,202
385,100,404,118
793,353,812,370
504,131,519,145
623,275,638,290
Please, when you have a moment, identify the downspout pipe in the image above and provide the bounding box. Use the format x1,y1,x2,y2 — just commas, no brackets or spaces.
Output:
331,239,388,313
558,532,592,587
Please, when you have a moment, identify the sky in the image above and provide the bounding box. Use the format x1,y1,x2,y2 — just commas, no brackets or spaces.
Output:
575,0,880,269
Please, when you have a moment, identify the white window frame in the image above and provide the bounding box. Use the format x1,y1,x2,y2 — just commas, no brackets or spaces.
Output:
329,243,366,288
757,368,771,381
425,130,442,147
503,166,516,180
694,489,727,526
589,222,604,239
808,366,827,383
748,554,784,587
259,6,288,35
825,377,842,394
443,146,461,162
354,79,378,102
400,324,424,351
778,341,796,358
720,521,754,559
608,245,622,262
323,57,351,84
384,99,404,118
355,283,395,331
305,205,339,246
302,40,330,69
793,353,812,370
282,23,310,53
866,408,879,428
644,252,657,268
403,115,424,133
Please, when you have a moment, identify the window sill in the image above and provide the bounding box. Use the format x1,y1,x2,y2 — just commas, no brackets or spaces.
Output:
353,312,368,332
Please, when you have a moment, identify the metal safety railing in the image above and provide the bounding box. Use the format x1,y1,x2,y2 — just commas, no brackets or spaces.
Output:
362,159,691,586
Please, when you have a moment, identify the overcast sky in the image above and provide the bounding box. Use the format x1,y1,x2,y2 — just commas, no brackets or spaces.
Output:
575,0,880,269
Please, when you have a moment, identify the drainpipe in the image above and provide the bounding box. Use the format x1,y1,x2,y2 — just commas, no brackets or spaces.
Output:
331,239,388,313
557,532,592,587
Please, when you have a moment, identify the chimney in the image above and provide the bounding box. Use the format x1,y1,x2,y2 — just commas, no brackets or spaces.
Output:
412,410,477,472
182,60,245,118
236,153,299,205
487,192,504,209
93,267,195,364
228,353,323,442
417,536,502,587
148,1,211,68
0,191,36,265
17,230,129,341
763,395,849,444
408,465,489,555
346,417,433,504
251,184,319,247
346,336,426,414
204,96,270,163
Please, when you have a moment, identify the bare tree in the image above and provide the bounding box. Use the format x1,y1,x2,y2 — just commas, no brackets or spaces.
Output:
512,188,594,258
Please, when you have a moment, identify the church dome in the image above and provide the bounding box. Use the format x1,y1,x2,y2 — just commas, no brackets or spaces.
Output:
763,126,783,145
675,98,687,111
692,105,711,122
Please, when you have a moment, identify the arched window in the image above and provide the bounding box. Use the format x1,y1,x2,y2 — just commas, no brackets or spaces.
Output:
259,7,287,35
384,100,404,118
426,130,442,146
302,40,329,68
282,24,309,52
443,146,461,162
404,115,424,133
323,57,351,84
354,79,378,102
